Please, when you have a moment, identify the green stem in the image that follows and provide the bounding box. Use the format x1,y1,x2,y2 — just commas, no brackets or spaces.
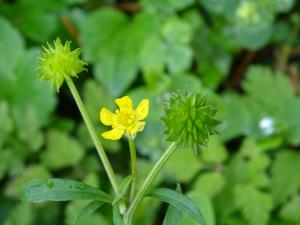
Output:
124,143,177,225
128,137,137,202
65,76,119,193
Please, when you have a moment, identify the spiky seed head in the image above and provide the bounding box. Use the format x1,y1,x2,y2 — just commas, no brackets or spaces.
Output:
162,91,220,154
37,37,87,91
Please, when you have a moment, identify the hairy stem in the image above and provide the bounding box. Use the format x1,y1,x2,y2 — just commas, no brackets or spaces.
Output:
65,76,119,193
124,143,177,225
128,137,137,202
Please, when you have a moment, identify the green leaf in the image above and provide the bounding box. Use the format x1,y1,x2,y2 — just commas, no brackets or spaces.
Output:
0,16,25,76
243,66,294,108
162,16,193,74
17,107,44,151
65,201,110,225
41,130,85,169
192,172,225,198
132,197,160,225
219,93,250,141
20,178,113,203
0,0,60,42
202,136,228,163
147,188,207,225
234,185,273,225
74,201,104,224
233,1,274,49
112,175,132,205
279,194,300,222
80,8,128,62
0,102,12,149
168,73,202,93
282,98,300,145
0,48,57,126
163,184,183,225
163,148,202,182
112,206,125,225
3,202,33,225
271,151,300,205
181,192,215,225
141,0,195,13
5,165,51,198
81,9,158,96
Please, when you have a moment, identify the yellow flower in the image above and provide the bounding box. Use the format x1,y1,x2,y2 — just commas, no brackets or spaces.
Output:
100,96,149,140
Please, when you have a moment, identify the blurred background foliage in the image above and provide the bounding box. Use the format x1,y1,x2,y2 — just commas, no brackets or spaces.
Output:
0,0,300,224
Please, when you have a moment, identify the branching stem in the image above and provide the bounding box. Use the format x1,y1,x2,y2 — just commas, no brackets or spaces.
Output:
124,143,177,225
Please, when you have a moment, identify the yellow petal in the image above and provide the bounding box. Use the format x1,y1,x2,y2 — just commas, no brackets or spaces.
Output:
100,108,116,125
135,99,149,120
115,96,133,112
127,121,145,136
101,128,124,140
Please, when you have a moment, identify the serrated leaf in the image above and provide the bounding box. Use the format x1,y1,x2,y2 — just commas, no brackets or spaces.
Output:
271,151,300,205
74,201,104,224
147,188,207,225
20,178,113,203
112,175,132,205
243,66,293,108
234,185,273,225
112,206,125,225
163,184,183,225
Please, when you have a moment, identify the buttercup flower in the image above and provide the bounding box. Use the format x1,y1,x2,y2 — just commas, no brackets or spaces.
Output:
37,37,87,91
100,96,149,140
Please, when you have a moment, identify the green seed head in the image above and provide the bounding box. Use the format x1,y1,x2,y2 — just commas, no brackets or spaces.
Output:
162,91,220,153
37,38,87,91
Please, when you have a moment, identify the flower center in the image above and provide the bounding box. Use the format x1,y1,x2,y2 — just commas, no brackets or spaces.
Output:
115,109,136,128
